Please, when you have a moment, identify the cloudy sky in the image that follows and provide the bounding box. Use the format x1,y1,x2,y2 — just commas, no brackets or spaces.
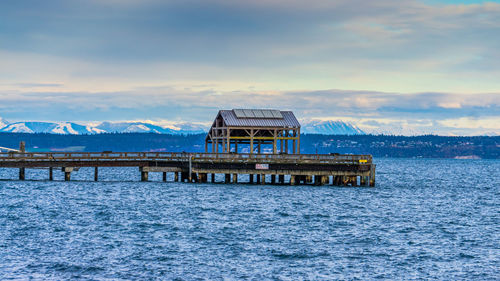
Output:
1,0,499,135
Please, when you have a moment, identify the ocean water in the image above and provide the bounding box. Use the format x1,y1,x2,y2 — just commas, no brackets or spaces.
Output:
0,159,499,280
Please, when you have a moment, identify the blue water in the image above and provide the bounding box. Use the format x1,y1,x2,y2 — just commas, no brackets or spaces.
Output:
0,159,499,280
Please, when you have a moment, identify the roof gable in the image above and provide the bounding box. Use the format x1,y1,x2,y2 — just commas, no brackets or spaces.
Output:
218,109,300,128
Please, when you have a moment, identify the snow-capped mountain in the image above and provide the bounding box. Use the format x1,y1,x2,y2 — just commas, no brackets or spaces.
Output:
302,120,365,135
0,118,366,135
0,120,206,135
96,122,179,134
0,117,8,129
1,122,105,134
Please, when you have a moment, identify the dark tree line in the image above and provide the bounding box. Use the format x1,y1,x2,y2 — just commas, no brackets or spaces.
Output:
0,133,498,159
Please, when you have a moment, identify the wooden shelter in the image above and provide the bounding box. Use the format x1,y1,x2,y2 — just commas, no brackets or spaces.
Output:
205,109,301,154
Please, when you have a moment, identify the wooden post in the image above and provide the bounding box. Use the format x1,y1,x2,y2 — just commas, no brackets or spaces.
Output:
232,173,238,183
297,128,301,154
250,129,254,154
141,171,148,182
273,129,277,154
19,168,25,180
227,127,230,153
290,175,296,185
260,174,265,184
279,174,284,185
369,164,376,187
94,167,99,181
321,176,328,185
256,174,261,184
62,167,73,181
49,167,53,181
225,174,231,183
271,174,276,184
280,131,283,153
249,174,254,184
211,173,215,183
306,175,312,184
174,172,179,182
163,172,167,182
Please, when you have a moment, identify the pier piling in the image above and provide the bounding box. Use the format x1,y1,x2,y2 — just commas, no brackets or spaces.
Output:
19,168,25,180
94,167,99,181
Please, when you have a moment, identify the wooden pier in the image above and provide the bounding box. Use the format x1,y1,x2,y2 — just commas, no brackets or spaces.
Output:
0,151,375,186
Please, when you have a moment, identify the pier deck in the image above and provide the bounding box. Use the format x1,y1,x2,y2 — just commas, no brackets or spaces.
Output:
0,152,375,186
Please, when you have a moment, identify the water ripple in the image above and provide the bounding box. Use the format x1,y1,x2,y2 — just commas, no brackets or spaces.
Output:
0,159,499,279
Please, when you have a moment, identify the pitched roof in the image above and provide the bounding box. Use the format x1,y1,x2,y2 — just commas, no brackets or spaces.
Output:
218,109,300,128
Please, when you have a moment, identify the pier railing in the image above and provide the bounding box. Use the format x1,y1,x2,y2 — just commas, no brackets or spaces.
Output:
0,152,372,164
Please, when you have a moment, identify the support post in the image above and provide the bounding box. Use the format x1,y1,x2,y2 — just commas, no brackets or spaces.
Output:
232,173,238,183
369,164,376,187
321,175,328,185
306,175,313,184
249,174,254,184
49,167,53,181
250,129,254,154
260,174,265,184
62,167,73,181
19,168,25,180
273,129,277,154
94,167,99,181
256,174,261,184
290,175,296,185
211,173,215,183
279,174,285,185
141,171,148,182
225,174,231,183
188,154,193,182
271,174,276,184
174,172,179,182
297,128,301,154
163,172,167,182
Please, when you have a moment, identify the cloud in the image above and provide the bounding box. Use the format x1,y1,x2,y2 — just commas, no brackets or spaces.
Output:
0,0,499,135
0,86,498,135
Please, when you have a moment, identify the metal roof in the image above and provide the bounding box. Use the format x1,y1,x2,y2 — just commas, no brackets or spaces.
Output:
219,109,300,128
233,109,283,119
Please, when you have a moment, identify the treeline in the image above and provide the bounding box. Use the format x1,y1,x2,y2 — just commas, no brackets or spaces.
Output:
0,132,498,159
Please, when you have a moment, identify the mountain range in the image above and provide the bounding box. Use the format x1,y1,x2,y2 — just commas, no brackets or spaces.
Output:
0,118,365,135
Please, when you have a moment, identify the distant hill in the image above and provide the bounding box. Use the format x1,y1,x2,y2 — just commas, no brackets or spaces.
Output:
0,133,497,159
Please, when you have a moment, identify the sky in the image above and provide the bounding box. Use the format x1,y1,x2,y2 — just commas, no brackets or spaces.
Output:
0,0,499,135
